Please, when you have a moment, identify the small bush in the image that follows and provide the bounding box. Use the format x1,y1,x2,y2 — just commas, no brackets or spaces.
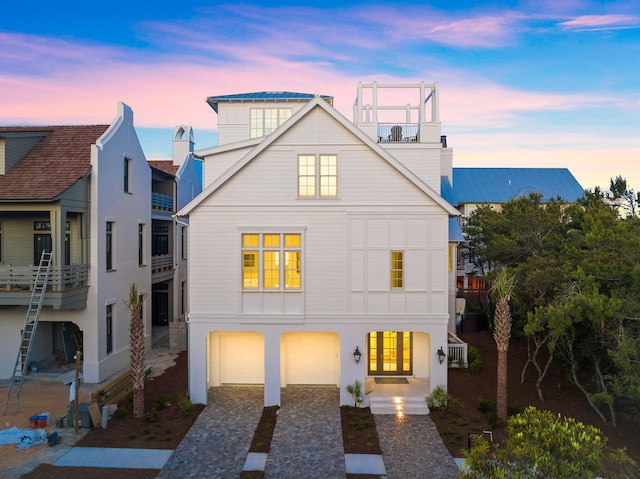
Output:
143,410,157,423
153,393,171,411
114,408,126,419
426,384,458,412
467,346,483,372
177,390,194,415
477,397,493,414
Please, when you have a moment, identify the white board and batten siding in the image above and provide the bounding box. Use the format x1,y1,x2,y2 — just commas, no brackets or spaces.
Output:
349,215,448,316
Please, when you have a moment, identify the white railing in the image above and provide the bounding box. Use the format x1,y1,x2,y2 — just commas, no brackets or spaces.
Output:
448,332,468,368
378,123,419,143
152,255,173,272
0,264,89,292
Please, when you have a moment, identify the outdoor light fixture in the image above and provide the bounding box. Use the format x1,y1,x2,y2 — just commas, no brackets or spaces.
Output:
437,347,446,364
353,346,362,364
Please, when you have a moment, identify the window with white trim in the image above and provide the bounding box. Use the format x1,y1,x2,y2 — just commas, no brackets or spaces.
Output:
250,108,292,138
242,233,301,290
391,251,404,289
298,154,337,198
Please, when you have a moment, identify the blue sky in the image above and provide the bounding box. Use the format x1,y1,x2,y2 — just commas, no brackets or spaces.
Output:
1,0,639,192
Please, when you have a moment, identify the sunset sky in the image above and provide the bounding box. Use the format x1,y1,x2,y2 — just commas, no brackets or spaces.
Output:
1,0,639,193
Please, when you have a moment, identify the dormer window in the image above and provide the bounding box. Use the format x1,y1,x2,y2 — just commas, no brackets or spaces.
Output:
250,108,292,138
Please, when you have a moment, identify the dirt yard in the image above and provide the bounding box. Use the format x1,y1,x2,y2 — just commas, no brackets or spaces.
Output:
0,341,181,479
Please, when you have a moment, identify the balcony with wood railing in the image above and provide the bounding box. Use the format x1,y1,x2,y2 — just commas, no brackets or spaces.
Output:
0,263,89,309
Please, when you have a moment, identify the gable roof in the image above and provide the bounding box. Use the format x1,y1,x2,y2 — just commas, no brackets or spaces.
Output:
206,91,334,113
180,96,459,217
0,125,109,201
149,160,178,176
441,168,585,206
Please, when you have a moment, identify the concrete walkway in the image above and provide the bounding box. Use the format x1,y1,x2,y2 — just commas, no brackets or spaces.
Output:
54,447,173,469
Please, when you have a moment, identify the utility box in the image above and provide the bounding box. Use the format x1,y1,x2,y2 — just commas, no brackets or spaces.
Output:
67,402,101,429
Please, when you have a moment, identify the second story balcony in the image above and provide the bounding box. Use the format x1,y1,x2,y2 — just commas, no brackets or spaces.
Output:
152,192,174,212
0,263,89,309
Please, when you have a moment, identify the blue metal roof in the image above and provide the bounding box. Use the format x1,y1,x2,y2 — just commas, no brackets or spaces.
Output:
449,217,465,242
441,168,585,206
206,91,334,112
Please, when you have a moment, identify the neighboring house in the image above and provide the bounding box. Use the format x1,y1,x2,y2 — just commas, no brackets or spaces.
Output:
180,83,462,409
441,167,585,315
148,125,202,350
0,103,151,384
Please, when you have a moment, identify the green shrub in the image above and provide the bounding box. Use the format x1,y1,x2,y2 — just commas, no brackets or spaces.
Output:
153,393,171,411
143,410,157,423
461,406,639,479
346,380,371,408
467,346,483,372
426,384,458,412
177,390,194,415
477,397,493,414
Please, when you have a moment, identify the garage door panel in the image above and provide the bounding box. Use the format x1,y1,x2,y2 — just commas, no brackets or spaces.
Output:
283,332,338,385
220,333,264,384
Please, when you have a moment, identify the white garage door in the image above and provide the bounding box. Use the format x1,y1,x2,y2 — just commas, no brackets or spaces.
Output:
282,332,339,385
219,332,264,384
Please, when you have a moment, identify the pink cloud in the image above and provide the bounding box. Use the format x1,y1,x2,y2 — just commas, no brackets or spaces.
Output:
559,14,640,31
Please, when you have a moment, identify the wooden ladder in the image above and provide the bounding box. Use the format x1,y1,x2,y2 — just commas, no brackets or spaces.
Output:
3,251,53,415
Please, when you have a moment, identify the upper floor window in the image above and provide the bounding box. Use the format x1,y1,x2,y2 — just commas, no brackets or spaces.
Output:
250,108,292,138
181,226,187,260
391,251,404,289
138,223,145,266
106,221,114,270
106,304,113,354
298,154,338,198
124,158,131,193
242,233,301,290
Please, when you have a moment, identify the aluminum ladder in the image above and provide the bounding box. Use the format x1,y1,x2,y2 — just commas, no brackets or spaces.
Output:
3,250,53,415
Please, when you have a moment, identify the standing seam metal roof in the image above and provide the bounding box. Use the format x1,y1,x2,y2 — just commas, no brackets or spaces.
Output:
206,91,334,112
441,168,585,205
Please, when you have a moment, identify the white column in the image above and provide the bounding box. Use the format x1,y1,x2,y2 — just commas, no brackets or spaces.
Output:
188,323,209,405
264,331,281,406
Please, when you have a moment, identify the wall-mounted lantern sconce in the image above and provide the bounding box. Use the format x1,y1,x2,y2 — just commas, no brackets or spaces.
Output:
353,346,362,364
437,347,446,364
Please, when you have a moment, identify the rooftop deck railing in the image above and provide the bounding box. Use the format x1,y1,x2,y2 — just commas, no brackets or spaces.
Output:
377,123,419,143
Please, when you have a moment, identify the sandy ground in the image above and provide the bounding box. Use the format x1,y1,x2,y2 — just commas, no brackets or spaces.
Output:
0,339,180,479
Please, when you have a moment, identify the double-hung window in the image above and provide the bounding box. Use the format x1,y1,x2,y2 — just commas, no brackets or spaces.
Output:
242,233,301,290
250,108,292,138
298,154,338,198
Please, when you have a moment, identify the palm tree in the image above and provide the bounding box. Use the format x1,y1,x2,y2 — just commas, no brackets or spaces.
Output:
490,269,516,422
124,283,146,418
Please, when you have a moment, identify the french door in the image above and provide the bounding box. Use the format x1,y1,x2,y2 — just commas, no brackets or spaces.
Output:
368,331,412,375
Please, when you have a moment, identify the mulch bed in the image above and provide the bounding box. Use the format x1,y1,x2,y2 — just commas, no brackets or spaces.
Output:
75,351,204,450
340,406,382,455
431,331,640,465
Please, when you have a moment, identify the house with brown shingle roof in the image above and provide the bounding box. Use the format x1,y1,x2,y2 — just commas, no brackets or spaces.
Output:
0,103,152,384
